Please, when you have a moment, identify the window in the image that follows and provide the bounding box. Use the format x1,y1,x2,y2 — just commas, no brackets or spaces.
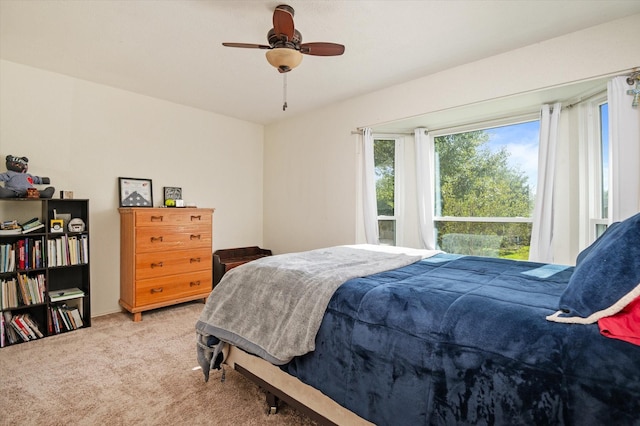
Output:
374,137,403,246
433,119,539,259
579,95,609,245
597,102,609,237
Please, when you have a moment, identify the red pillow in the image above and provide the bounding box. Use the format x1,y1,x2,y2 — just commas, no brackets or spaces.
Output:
599,295,640,346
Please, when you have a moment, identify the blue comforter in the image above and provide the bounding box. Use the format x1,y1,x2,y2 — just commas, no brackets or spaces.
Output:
282,254,640,425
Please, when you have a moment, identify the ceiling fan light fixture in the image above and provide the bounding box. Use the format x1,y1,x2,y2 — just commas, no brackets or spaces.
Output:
266,48,303,72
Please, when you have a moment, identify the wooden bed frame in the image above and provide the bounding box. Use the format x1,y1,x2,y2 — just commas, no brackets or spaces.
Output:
223,344,373,426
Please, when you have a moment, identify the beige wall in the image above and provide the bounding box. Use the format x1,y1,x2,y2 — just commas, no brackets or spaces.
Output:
0,60,264,316
263,14,640,262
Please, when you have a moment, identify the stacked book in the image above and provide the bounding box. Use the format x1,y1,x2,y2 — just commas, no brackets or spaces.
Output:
48,287,85,302
0,219,22,235
48,288,85,334
21,217,45,234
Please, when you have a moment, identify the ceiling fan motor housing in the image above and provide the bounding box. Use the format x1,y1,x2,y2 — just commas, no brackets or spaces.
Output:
268,28,302,48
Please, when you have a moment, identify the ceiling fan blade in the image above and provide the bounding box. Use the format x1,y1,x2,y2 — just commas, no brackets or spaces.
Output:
273,5,295,41
222,42,271,50
300,42,345,56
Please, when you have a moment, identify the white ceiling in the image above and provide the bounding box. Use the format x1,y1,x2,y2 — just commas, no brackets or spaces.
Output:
1,1,639,125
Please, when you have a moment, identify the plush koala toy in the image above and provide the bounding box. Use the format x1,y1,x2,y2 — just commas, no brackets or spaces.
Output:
0,155,55,198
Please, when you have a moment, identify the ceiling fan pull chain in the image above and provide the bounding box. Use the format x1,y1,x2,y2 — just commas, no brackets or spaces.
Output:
283,73,288,111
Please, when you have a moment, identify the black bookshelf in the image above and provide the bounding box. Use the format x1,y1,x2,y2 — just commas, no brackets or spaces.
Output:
0,198,90,347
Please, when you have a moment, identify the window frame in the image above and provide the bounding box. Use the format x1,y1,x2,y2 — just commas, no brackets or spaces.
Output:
430,113,539,227
431,111,540,258
578,93,609,248
373,135,404,246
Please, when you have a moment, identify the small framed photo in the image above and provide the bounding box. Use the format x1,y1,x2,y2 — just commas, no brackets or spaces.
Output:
119,177,153,207
163,186,182,207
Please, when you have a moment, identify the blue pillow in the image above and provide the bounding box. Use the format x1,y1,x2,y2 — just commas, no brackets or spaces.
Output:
547,212,640,324
575,221,619,266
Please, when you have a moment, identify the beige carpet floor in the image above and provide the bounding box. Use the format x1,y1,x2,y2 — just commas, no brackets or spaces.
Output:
0,301,317,426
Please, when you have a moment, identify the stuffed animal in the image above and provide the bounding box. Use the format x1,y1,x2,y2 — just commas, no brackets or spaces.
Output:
0,155,55,198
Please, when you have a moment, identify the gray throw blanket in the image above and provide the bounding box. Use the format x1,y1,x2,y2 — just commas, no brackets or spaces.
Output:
196,245,424,366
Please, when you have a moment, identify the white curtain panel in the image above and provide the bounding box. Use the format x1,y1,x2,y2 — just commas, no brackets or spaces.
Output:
362,128,379,244
414,128,437,249
529,102,561,263
608,76,640,223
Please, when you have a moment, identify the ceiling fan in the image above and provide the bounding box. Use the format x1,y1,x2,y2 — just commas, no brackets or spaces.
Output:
222,4,345,74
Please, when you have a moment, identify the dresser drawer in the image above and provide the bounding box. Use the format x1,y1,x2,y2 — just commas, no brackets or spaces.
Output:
136,248,212,280
135,225,211,253
135,270,212,307
135,209,212,227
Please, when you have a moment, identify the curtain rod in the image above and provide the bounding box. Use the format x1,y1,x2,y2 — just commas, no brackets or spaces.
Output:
564,88,607,109
351,111,538,136
350,130,413,136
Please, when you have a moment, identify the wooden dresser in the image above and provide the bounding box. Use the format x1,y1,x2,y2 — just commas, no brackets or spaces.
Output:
119,207,214,321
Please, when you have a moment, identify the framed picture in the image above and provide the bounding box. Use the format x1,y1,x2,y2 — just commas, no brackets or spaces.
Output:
163,186,182,207
119,177,153,207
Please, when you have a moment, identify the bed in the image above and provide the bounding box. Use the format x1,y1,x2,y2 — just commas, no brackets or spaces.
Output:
196,213,640,426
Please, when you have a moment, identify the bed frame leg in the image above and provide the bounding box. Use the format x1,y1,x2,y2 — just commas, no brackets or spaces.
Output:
266,391,279,414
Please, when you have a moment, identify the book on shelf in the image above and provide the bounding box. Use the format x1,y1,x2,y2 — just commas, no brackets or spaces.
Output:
8,313,42,342
20,217,39,227
1,277,18,309
1,273,45,308
69,308,83,328
68,236,78,265
22,223,44,234
7,237,45,271
1,219,20,227
1,243,16,273
16,273,31,305
8,314,29,341
48,287,85,302
20,318,37,340
47,234,88,267
16,273,45,305
19,217,43,234
56,305,71,330
2,311,20,345
21,217,44,233
49,302,83,333
0,312,4,347
50,306,60,333
22,314,44,338
0,219,21,235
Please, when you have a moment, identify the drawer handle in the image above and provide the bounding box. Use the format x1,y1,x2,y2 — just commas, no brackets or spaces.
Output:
190,234,201,240
150,287,163,293
190,215,202,221
190,281,201,287
150,236,164,242
151,262,164,268
190,257,201,263
151,215,164,222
